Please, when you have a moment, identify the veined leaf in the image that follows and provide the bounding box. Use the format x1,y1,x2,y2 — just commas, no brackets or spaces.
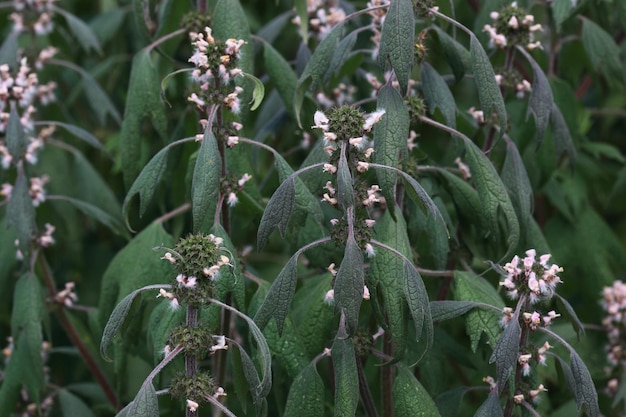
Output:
489,312,521,393
469,35,507,138
147,301,184,364
432,26,470,81
453,271,504,352
551,104,576,165
120,49,167,188
403,260,434,358
334,237,365,335
331,334,359,417
326,30,358,83
263,42,298,119
373,85,410,216
257,177,295,250
294,22,344,127
53,6,102,54
294,0,309,43
241,72,265,111
291,275,335,357
6,103,27,158
6,170,36,260
582,17,624,86
473,390,503,417
501,139,533,237
555,294,585,340
284,361,325,417
421,62,457,129
393,364,441,417
192,130,221,232
42,121,107,153
430,300,485,322
0,31,19,68
552,0,577,28
127,382,159,417
253,254,298,334
569,350,600,416
518,47,553,145
52,196,128,238
378,0,415,94
123,146,170,229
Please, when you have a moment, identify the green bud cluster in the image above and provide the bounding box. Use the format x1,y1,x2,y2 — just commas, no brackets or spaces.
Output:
181,11,212,34
168,323,215,357
327,106,366,142
169,371,215,405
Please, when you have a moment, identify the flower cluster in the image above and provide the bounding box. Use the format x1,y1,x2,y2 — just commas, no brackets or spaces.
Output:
292,0,346,41
500,249,563,304
159,233,232,308
323,262,371,305
601,280,626,395
11,0,56,36
495,70,532,99
187,27,245,115
483,2,543,50
367,0,390,57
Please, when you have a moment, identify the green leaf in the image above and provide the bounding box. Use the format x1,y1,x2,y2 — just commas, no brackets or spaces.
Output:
393,364,441,417
147,300,184,363
54,7,103,54
6,170,36,259
294,0,309,43
581,17,624,86
378,0,415,94
373,85,410,214
470,35,507,138
501,139,533,237
552,0,577,28
334,237,365,334
58,389,97,417
453,271,504,352
0,216,17,288
257,177,295,250
430,300,484,322
403,260,434,358
0,31,19,68
554,294,585,340
421,62,457,129
284,361,325,417
100,286,154,361
551,104,576,164
432,26,470,82
6,103,27,158
230,341,263,411
192,130,221,232
326,30,358,83
489,313,521,392
242,72,265,111
253,254,298,334
294,22,344,127
291,275,335,357
337,145,354,208
370,210,411,355
120,49,167,188
54,196,128,238
518,48,553,145
473,391,503,417
44,121,107,153
440,169,486,230
463,138,520,260
263,42,298,118
127,382,159,417
123,146,169,229
331,334,359,417
569,350,600,416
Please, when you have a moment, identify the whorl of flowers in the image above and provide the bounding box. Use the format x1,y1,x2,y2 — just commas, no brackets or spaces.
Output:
187,27,246,115
483,2,543,50
159,233,232,308
367,0,390,57
601,280,626,395
291,0,346,41
500,249,563,304
11,0,56,36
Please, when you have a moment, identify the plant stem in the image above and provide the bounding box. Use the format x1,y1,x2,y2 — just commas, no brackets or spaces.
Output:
37,255,119,409
357,358,379,417
186,305,199,417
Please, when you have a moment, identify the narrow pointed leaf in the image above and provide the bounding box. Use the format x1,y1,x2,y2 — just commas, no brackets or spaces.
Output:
54,196,128,237
242,72,265,111
6,171,36,259
263,42,298,118
54,7,102,54
257,177,295,250
127,382,159,417
6,103,27,158
501,139,532,235
473,390,503,417
294,22,344,127
253,254,298,334
123,146,170,227
470,35,507,138
404,260,433,353
378,0,415,94
0,31,19,68
284,362,324,417
569,349,600,416
432,26,470,81
518,48,552,145
396,169,447,235
192,130,221,232
430,300,484,322
334,237,365,334
551,104,576,164
489,316,521,393
373,85,410,215
120,49,167,188
393,364,441,417
555,294,585,340
421,62,457,128
43,121,107,152
581,18,624,86
331,335,359,417
326,30,358,82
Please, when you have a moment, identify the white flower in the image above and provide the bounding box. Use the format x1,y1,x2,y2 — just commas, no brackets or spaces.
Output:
356,161,369,173
238,173,252,187
210,335,228,352
186,399,199,412
323,163,337,174
508,16,519,29
363,109,385,131
227,192,238,207
365,243,376,258
324,289,335,304
161,252,177,264
312,111,329,130
363,285,371,300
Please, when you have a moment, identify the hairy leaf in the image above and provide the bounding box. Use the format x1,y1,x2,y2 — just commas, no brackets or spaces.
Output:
0,31,19,68
421,62,457,128
473,390,503,417
432,26,470,81
123,146,170,228
454,271,504,352
582,17,624,86
331,334,359,417
374,85,410,215
569,349,600,416
263,42,298,118
253,255,298,334
294,22,344,127
404,260,434,358
192,130,221,232
378,0,415,94
551,104,576,165
489,314,521,393
470,35,507,138
55,196,128,238
45,121,107,153
326,30,358,83
501,139,533,237
334,237,365,334
120,49,167,188
127,382,159,417
555,294,585,340
393,364,441,417
6,170,36,260
54,7,102,54
284,362,325,417
291,275,335,357
147,301,184,364
518,48,553,145
257,177,295,250
6,103,27,158
430,300,484,322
